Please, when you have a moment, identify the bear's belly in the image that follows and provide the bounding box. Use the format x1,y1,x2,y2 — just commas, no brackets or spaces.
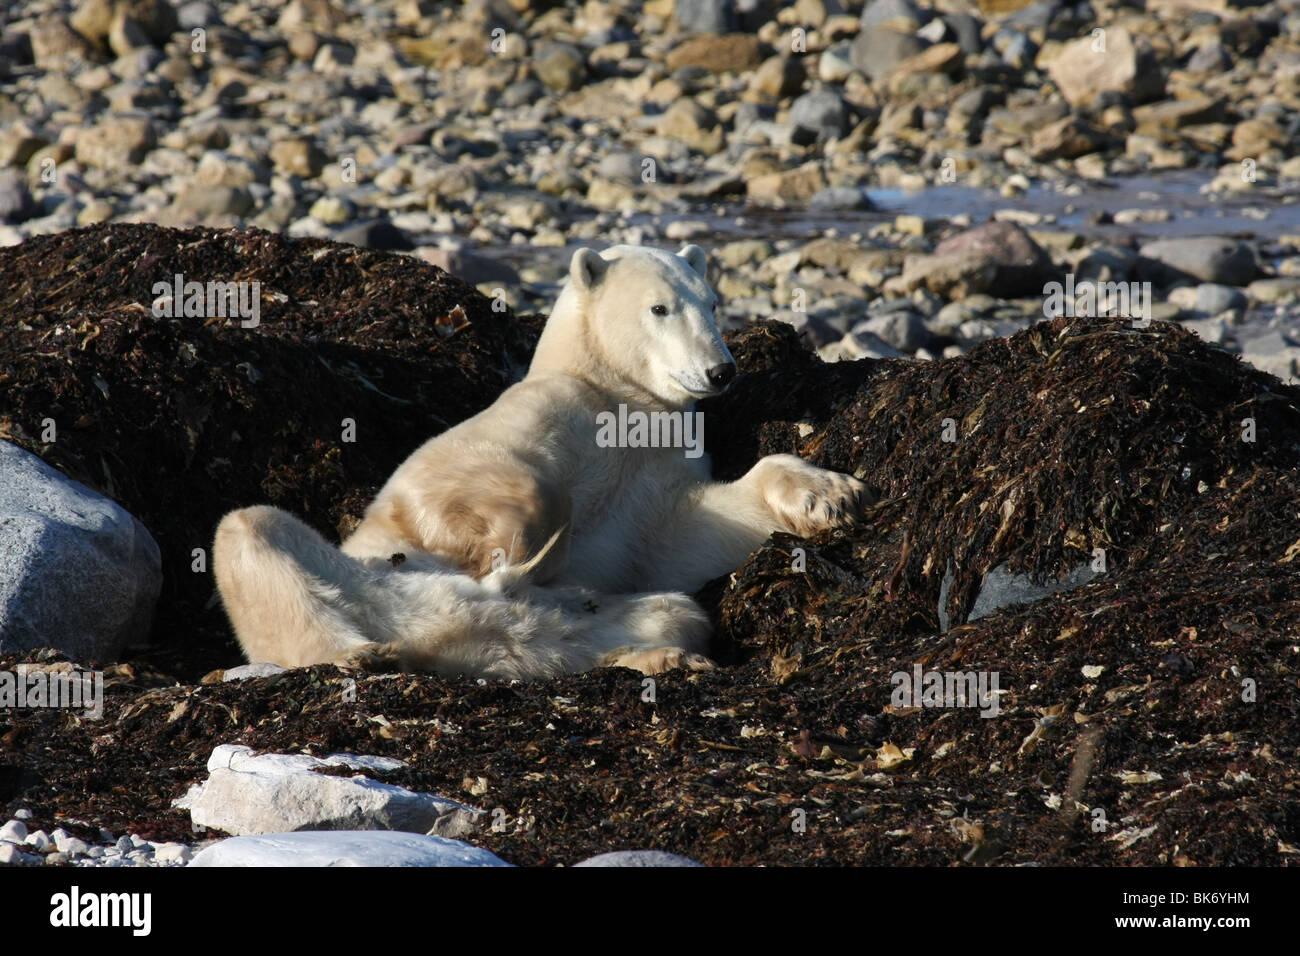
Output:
557,453,701,593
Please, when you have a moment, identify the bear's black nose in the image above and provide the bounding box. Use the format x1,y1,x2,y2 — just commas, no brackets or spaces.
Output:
706,362,737,389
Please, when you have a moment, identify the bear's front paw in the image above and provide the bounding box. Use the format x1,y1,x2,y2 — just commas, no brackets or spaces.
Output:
756,454,872,537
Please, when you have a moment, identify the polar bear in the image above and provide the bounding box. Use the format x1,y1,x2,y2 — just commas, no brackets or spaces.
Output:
213,244,869,679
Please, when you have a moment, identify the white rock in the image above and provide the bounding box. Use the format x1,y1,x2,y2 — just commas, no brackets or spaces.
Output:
205,743,404,776
0,843,40,865
54,832,89,856
25,829,52,851
221,662,288,681
152,843,192,864
574,850,704,867
0,820,27,843
189,831,511,867
183,745,483,837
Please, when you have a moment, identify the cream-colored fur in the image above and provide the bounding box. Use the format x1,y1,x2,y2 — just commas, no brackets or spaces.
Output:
213,244,869,679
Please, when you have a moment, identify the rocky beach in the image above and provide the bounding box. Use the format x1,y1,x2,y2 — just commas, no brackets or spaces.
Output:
1,0,1299,868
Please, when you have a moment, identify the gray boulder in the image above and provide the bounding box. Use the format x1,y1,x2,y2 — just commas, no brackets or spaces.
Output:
1138,237,1257,286
0,440,162,661
856,309,931,353
932,220,1056,297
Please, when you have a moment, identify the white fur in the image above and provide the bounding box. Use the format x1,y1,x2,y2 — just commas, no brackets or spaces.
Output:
213,244,869,678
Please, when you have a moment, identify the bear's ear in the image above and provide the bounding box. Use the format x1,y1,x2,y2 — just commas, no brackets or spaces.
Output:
570,247,608,293
678,244,708,277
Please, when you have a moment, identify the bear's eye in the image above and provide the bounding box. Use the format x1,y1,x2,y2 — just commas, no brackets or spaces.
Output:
650,304,669,316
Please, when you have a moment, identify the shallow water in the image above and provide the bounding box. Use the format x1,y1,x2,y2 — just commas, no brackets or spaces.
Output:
491,169,1300,277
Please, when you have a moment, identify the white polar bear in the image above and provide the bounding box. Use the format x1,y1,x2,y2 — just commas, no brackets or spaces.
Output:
212,244,869,679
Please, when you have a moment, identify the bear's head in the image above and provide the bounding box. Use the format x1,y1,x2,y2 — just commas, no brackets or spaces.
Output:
530,244,737,410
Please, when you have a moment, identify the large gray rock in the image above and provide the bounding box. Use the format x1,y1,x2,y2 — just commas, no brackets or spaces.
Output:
575,850,704,867
933,220,1056,296
0,441,161,661
189,831,511,867
1138,237,1258,286
177,744,486,838
855,309,931,353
